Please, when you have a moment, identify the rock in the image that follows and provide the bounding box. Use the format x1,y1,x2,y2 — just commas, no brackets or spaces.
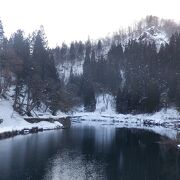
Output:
58,117,71,129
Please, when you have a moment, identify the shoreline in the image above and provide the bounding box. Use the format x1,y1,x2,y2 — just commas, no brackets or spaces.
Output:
0,116,71,140
0,126,61,140
0,115,180,149
1,108,180,143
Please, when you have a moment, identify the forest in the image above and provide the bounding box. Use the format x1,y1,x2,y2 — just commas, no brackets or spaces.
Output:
1,16,180,116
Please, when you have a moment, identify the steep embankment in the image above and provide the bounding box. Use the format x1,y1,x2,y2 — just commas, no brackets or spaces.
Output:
0,97,63,134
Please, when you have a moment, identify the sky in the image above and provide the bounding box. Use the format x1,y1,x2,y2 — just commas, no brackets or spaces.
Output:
0,0,180,47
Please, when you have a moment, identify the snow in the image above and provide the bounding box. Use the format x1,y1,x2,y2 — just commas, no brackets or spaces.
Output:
137,26,168,50
95,94,115,114
71,93,180,139
55,26,169,85
71,111,179,140
0,98,63,134
0,91,180,141
56,60,84,83
55,26,170,85
72,109,180,140
120,70,125,88
109,25,169,53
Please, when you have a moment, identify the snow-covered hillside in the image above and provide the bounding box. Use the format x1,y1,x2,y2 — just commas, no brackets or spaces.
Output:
56,26,170,83
137,26,168,49
0,98,63,134
56,60,84,83
113,26,169,50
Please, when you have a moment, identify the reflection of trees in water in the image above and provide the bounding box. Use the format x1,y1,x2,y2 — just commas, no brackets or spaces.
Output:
1,125,179,180
60,127,180,180
105,128,162,180
43,127,180,180
81,128,180,180
44,151,106,180
81,126,116,154
159,143,180,180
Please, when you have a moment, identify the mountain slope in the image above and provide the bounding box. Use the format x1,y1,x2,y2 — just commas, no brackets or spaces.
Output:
56,17,179,83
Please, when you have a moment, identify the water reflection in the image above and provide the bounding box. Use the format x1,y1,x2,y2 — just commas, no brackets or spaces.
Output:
94,126,115,153
0,124,179,180
44,151,106,180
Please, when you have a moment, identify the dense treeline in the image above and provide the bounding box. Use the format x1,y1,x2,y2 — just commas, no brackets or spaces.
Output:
1,16,180,115
0,23,70,116
54,33,180,114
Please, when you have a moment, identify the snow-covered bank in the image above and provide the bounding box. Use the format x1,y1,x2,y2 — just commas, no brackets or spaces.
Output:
0,99,63,134
72,108,180,140
1,92,180,142
72,94,180,138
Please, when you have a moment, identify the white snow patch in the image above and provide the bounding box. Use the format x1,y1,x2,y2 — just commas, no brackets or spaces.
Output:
120,70,125,88
137,26,168,50
95,94,115,114
56,60,84,83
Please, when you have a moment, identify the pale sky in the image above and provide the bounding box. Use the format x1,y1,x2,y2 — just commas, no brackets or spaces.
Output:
0,0,180,47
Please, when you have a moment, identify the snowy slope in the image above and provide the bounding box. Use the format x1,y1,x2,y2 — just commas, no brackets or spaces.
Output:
0,98,63,133
56,26,169,83
56,60,84,83
115,26,169,51
137,26,168,49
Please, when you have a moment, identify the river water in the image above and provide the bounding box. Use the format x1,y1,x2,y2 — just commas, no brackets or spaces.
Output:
0,123,180,180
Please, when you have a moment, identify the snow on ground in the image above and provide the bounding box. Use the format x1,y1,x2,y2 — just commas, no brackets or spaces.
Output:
70,93,180,139
72,107,180,140
71,111,180,140
0,98,63,134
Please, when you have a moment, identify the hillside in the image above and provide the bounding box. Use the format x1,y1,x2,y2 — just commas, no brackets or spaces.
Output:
55,16,179,84
1,15,180,119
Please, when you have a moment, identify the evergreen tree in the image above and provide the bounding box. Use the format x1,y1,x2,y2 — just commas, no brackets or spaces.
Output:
69,42,76,60
82,78,96,112
0,20,4,49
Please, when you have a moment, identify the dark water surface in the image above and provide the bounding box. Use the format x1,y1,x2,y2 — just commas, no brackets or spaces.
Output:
0,124,180,180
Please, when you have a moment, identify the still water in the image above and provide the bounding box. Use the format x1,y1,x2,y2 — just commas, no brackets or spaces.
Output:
0,123,180,180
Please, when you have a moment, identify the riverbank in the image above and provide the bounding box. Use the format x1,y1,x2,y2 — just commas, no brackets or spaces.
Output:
1,97,180,145
70,109,180,143
0,99,64,133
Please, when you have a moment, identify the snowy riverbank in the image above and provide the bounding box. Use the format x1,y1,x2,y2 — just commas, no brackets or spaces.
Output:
71,109,180,139
1,95,180,146
0,99,64,134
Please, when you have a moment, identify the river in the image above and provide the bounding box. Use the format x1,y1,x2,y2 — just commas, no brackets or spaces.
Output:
0,123,180,180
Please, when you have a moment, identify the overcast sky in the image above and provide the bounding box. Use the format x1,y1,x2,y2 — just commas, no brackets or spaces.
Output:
0,0,180,47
